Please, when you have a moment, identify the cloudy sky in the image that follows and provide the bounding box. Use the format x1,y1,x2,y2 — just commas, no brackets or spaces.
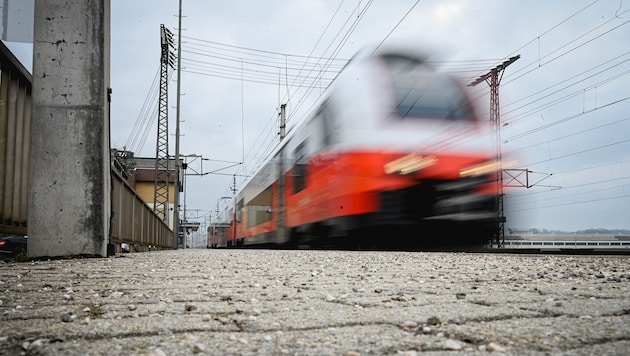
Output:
4,0,630,232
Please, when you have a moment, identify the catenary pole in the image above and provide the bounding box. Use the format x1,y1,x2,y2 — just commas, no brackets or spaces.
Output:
469,55,520,248
173,0,183,248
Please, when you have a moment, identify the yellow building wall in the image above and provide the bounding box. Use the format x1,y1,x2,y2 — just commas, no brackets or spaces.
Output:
136,182,176,205
136,181,177,230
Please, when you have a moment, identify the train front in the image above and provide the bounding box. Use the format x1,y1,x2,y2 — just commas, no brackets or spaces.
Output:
321,49,505,247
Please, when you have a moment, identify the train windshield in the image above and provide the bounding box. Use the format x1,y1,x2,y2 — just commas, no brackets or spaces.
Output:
383,54,473,121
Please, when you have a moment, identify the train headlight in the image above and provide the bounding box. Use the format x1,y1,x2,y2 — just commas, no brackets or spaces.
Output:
384,153,437,175
460,159,517,177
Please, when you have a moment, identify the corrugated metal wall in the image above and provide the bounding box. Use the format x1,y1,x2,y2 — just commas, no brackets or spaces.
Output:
0,41,31,235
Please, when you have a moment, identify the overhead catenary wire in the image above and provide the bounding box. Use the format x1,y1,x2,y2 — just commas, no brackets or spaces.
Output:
230,0,628,214
123,65,176,155
168,1,629,227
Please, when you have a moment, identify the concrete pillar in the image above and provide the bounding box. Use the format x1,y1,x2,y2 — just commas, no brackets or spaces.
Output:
28,0,111,258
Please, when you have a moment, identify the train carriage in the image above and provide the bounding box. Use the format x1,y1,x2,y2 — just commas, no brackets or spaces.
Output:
216,46,504,249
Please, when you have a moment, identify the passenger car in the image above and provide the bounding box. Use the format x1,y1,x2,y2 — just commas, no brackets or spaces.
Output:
0,235,27,260
210,46,502,249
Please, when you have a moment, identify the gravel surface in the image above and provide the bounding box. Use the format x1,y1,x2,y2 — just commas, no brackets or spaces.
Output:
1,249,629,355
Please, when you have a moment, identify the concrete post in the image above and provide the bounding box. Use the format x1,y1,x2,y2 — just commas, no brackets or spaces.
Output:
28,0,111,258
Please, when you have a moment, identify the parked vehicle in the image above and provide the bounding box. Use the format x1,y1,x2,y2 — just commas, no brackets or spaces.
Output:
0,235,27,260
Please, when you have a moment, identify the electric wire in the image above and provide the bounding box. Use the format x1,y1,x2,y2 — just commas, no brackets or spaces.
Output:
170,1,629,225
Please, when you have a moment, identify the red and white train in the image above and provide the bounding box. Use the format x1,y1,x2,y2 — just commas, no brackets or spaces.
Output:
209,46,503,249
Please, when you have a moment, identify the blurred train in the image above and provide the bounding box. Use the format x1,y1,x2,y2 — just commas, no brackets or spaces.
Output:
208,45,504,249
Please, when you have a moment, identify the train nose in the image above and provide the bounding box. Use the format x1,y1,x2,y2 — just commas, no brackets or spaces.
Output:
429,193,498,222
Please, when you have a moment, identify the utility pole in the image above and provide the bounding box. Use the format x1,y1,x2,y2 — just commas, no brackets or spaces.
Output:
153,24,175,223
469,55,520,248
276,104,287,244
277,104,287,244
173,0,183,249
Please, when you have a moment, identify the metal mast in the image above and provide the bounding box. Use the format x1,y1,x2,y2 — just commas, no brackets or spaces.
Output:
173,0,183,248
469,55,520,247
153,24,176,222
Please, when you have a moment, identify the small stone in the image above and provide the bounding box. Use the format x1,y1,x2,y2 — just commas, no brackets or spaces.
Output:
402,321,417,329
444,339,462,350
191,343,205,354
61,313,75,323
28,339,47,350
148,348,167,356
487,342,506,352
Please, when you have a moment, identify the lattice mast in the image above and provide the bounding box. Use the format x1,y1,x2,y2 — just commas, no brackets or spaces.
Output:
469,55,520,247
153,24,176,222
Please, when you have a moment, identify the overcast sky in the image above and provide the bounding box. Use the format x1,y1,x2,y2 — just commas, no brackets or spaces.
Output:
4,0,630,232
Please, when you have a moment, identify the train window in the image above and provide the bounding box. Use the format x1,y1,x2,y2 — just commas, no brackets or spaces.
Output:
382,54,473,121
316,101,334,147
236,199,244,223
247,186,272,228
293,142,307,193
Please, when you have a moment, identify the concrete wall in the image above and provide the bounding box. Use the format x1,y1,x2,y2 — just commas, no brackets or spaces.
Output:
28,0,111,257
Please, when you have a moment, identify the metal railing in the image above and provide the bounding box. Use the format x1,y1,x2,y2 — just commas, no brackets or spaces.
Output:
503,240,630,249
111,169,173,252
0,41,31,235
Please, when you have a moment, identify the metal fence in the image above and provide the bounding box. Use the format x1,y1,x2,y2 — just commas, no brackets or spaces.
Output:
111,169,173,252
0,41,30,235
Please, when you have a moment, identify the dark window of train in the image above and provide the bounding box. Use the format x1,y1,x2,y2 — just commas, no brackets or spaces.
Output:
236,199,244,223
317,102,333,147
382,54,473,120
293,142,307,193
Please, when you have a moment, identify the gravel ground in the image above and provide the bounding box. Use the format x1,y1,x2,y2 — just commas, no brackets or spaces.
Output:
0,249,629,355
